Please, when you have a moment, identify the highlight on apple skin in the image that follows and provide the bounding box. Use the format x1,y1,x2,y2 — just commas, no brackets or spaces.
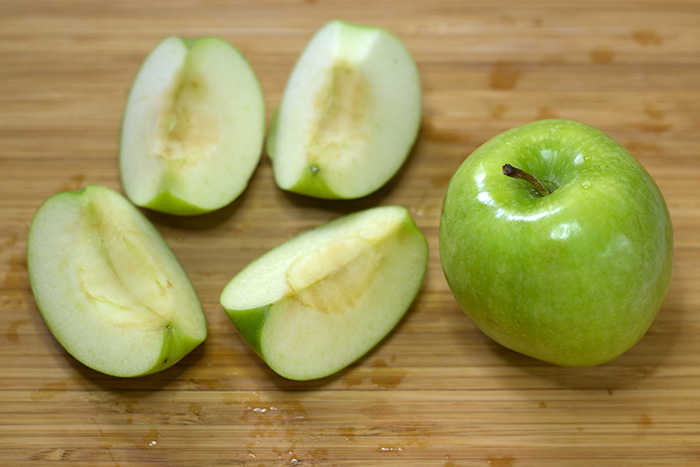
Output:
120,35,265,215
27,185,207,377
439,119,674,367
220,205,429,381
267,19,422,200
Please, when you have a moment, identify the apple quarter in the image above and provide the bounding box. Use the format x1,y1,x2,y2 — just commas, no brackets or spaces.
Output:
220,206,428,380
267,20,422,199
27,185,207,377
120,36,265,215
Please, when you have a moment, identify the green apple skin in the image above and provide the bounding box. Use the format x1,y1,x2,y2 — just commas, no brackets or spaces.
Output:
268,20,422,200
27,185,207,377
119,35,265,216
439,119,673,367
220,206,428,381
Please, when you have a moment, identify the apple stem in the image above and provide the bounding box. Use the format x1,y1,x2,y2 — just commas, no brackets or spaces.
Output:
502,164,550,196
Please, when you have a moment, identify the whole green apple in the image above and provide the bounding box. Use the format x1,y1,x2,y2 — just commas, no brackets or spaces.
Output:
439,119,673,366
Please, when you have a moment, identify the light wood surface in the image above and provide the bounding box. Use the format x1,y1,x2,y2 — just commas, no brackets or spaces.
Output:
1,1,699,465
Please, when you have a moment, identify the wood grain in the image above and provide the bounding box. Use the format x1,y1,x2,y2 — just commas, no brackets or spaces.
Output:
1,0,699,465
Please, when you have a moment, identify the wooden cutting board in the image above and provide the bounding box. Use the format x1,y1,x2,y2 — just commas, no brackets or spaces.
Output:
1,0,699,465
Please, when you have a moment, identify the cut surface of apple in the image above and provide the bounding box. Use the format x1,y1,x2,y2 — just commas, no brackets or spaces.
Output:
27,185,207,377
268,20,422,199
220,206,428,380
120,35,265,215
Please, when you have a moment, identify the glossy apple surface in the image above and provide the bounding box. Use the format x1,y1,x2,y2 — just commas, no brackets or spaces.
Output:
120,36,265,215
267,20,421,199
27,185,207,377
439,119,673,366
220,206,428,380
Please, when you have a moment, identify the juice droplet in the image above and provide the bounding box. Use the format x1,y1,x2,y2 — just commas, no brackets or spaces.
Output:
582,181,591,189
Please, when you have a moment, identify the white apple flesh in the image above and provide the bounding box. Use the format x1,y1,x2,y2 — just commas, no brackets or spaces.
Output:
268,20,422,199
27,185,207,377
220,206,428,380
120,36,265,215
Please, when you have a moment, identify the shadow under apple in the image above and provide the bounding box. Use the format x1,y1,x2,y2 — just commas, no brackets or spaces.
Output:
274,123,425,218
262,280,429,393
462,299,681,391
139,156,265,232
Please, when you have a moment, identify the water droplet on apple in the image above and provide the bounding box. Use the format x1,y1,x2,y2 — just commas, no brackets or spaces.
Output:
600,163,607,169
553,123,563,130
584,155,592,162
582,181,591,189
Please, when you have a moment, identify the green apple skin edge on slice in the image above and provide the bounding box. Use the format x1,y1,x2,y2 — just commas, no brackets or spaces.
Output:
220,206,428,381
267,20,422,199
439,119,673,367
27,185,207,377
119,36,265,215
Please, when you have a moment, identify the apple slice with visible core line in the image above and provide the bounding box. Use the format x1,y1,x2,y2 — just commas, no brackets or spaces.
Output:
27,185,207,377
220,206,428,380
120,35,265,215
267,20,422,199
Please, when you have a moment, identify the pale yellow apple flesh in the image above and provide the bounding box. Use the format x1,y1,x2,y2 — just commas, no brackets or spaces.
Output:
27,185,207,377
220,206,428,380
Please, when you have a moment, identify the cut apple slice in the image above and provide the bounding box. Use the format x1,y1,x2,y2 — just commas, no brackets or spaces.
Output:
120,36,265,215
268,20,422,199
220,206,428,380
27,185,207,377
